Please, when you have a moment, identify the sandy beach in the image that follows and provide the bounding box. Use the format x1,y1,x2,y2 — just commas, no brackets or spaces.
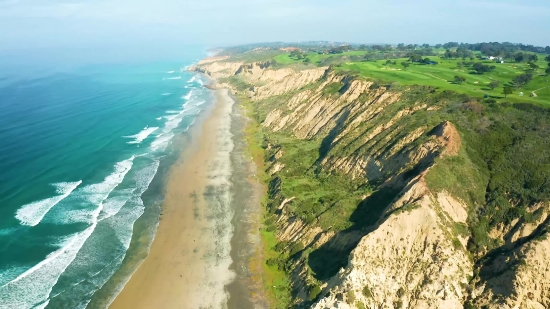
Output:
110,88,239,309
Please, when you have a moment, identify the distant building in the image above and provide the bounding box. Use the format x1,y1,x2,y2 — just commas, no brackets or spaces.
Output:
486,56,504,63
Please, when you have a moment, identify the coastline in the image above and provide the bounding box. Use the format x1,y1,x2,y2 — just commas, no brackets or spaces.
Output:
109,88,235,308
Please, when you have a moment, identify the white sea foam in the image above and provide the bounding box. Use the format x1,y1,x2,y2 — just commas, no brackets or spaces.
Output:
188,76,196,83
123,126,158,144
34,300,49,309
39,157,158,306
150,85,202,152
150,133,174,152
52,157,135,225
181,89,194,101
0,266,28,287
164,114,184,132
0,156,135,308
183,118,196,132
156,117,162,120
166,70,175,74
97,188,136,222
0,228,94,308
163,76,181,80
197,79,203,85
161,93,172,96
15,181,82,227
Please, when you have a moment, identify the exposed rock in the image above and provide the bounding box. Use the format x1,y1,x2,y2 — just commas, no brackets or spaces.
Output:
314,178,472,309
430,121,461,156
191,58,550,309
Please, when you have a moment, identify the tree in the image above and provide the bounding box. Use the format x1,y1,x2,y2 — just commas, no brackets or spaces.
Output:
473,62,496,74
401,62,410,70
385,60,393,65
488,80,501,90
397,43,405,51
528,54,538,62
513,73,534,87
422,43,430,48
409,53,422,62
454,75,466,84
545,67,550,75
503,86,513,97
528,62,539,70
514,52,525,63
444,49,454,59
289,50,304,59
546,54,550,63
308,285,322,301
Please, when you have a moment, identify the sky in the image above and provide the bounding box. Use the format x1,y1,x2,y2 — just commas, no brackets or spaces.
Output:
0,0,549,64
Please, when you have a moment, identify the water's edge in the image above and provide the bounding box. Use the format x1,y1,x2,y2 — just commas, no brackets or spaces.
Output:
86,82,218,309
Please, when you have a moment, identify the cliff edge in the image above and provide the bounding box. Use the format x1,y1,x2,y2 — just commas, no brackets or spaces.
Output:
192,58,550,309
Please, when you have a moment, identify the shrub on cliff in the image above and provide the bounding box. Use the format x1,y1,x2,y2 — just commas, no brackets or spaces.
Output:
308,284,322,301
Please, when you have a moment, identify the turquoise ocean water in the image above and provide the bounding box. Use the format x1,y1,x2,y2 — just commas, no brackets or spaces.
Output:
0,55,211,308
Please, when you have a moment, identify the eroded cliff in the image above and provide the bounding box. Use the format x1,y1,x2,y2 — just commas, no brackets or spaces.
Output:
192,59,550,309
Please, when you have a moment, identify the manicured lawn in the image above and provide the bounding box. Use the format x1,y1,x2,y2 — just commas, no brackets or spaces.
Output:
273,51,550,105
338,58,550,105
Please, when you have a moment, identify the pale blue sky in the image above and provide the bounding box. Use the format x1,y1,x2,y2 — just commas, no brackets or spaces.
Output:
0,0,549,62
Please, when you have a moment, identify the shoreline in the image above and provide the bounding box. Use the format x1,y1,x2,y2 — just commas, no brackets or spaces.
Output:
107,85,266,308
110,87,235,308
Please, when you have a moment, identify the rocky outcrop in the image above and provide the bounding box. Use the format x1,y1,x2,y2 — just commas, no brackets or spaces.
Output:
190,61,244,79
314,178,472,309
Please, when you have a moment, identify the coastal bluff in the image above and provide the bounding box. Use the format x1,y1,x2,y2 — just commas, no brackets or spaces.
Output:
191,56,550,309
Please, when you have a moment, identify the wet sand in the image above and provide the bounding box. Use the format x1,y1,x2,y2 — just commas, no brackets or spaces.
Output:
110,88,238,309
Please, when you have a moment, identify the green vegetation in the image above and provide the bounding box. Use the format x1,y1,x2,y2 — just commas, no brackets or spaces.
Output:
356,301,366,309
308,284,322,301
228,41,550,307
240,94,292,308
269,46,550,105
336,59,549,105
362,286,372,298
263,131,371,231
260,229,293,308
347,290,356,303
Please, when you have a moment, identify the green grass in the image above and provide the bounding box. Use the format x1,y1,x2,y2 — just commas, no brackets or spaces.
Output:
272,51,550,105
260,229,292,308
239,94,293,308
337,58,550,105
265,131,371,231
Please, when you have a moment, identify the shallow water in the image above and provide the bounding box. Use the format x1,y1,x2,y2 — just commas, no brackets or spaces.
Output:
0,56,213,308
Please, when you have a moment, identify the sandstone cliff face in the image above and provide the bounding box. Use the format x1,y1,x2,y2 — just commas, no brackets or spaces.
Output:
192,60,550,309
314,182,472,309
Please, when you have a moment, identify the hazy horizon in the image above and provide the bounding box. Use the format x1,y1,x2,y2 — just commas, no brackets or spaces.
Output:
0,0,549,66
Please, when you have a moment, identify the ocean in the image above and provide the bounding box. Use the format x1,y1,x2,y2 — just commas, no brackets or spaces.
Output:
0,56,212,308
